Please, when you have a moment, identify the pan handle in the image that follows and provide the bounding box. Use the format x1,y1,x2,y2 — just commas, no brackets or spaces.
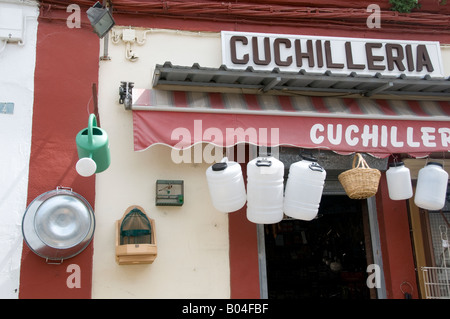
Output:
56,186,72,193
45,258,64,265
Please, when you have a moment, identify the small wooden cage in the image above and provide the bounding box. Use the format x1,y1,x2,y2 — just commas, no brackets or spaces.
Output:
115,206,157,265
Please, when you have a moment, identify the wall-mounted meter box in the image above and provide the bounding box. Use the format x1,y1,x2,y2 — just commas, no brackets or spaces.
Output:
156,180,184,206
0,5,23,42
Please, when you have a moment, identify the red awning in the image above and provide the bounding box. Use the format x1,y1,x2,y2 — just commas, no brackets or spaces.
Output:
132,89,450,158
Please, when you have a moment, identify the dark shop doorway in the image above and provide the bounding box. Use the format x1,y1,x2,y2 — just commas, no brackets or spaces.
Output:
264,195,372,299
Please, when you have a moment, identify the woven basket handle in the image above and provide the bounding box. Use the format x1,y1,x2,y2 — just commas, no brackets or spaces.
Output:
352,153,370,169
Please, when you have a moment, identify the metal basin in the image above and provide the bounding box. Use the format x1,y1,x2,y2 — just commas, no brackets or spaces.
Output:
22,187,95,263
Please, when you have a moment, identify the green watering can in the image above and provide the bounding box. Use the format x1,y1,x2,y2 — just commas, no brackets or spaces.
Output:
76,114,110,177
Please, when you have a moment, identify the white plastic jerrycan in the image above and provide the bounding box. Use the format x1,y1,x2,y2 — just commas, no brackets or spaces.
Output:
206,157,246,213
415,162,448,211
284,154,326,221
247,155,284,224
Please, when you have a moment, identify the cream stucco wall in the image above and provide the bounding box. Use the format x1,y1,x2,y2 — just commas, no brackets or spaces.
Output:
92,28,450,298
441,45,450,76
92,28,231,298
0,1,38,299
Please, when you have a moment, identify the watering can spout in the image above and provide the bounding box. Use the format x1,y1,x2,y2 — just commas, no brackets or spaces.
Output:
76,114,110,176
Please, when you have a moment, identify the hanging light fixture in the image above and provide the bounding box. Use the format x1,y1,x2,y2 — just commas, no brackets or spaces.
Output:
86,1,115,39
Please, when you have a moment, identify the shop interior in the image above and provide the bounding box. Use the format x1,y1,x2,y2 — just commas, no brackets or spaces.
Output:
264,195,372,299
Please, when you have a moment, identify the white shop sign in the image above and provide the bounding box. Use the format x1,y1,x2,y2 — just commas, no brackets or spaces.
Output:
221,31,444,78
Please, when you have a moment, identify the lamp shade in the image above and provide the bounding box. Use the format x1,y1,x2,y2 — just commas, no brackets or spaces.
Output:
87,2,115,38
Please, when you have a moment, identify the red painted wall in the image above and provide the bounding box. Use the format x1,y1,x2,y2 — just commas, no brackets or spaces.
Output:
228,210,261,299
104,0,450,43
19,16,99,298
375,174,418,299
228,161,260,299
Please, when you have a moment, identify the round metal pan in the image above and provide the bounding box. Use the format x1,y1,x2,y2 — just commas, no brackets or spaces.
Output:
22,187,95,263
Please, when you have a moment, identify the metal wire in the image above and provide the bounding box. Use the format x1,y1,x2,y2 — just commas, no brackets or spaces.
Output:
36,0,450,34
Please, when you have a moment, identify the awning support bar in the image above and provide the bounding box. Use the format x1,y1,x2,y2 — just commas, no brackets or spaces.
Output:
262,76,281,92
365,81,394,97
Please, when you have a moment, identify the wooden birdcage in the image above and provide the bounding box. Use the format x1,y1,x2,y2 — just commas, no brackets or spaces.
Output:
115,205,157,265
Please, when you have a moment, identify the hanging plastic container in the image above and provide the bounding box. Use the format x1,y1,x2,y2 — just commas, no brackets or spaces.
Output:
247,155,284,224
386,161,413,200
284,154,326,221
76,113,110,176
414,162,448,211
206,157,246,213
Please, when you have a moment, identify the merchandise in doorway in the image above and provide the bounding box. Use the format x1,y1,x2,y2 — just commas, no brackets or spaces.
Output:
264,195,371,299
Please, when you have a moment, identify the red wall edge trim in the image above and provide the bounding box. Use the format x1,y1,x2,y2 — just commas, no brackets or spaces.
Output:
375,174,418,299
228,211,261,299
228,161,261,299
19,19,99,299
112,14,450,43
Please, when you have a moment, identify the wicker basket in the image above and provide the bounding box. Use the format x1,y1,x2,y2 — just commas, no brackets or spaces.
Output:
338,153,381,199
